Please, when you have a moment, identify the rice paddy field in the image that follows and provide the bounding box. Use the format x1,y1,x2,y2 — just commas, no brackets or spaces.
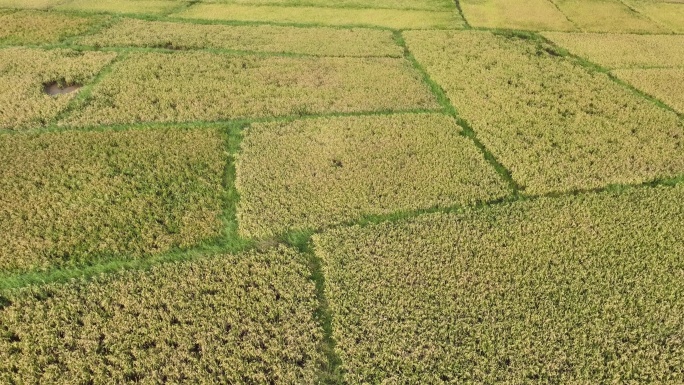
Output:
0,0,683,383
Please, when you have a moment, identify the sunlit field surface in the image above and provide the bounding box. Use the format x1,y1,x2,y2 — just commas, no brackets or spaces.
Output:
0,0,682,383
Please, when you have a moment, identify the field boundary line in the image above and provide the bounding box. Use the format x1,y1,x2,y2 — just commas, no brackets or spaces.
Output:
452,0,471,29
616,0,669,32
546,0,580,30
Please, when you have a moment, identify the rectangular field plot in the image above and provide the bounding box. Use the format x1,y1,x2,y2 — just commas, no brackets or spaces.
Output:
614,68,684,113
460,0,575,31
0,10,97,45
404,30,684,195
0,126,226,273
0,247,323,384
622,0,684,33
55,0,181,15
543,32,684,69
314,185,684,383
235,113,509,238
64,52,437,127
0,48,116,130
202,0,455,10
173,3,463,29
78,19,402,57
0,0,63,9
553,0,663,33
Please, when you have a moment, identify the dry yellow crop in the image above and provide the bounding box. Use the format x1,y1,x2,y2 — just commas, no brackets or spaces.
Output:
621,0,684,33
0,10,97,44
63,51,437,127
0,0,62,9
173,3,463,29
314,184,684,383
613,68,684,113
404,30,684,195
0,126,226,273
235,113,509,238
55,0,181,15
459,0,575,31
0,47,116,130
78,18,402,57
0,246,323,384
542,32,684,69
552,0,663,33
202,0,454,10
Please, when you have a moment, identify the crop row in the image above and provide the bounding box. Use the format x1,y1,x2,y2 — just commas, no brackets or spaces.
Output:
0,246,322,384
405,30,684,195
0,125,226,272
235,113,509,238
314,184,684,383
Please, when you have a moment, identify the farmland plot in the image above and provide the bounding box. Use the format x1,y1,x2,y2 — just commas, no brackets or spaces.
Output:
0,47,116,130
235,113,509,238
459,0,575,31
552,0,663,33
55,0,181,15
314,185,684,383
542,32,684,69
0,10,98,45
404,30,684,195
0,247,323,384
79,18,402,57
64,51,437,127
0,0,63,9
0,126,226,273
173,3,463,29
621,0,684,33
201,0,454,11
613,68,684,113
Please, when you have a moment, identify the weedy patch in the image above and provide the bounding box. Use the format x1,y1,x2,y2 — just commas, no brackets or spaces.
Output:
613,68,684,113
314,184,684,384
173,3,463,29
63,51,437,127
235,113,509,238
0,47,116,130
0,10,98,45
552,0,663,33
55,0,181,15
459,0,575,31
79,18,402,57
0,126,226,273
201,0,454,11
404,30,684,195
0,246,324,384
543,32,684,69
621,0,684,33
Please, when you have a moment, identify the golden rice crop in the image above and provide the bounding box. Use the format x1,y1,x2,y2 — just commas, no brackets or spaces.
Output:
613,68,684,113
173,3,463,29
0,126,226,273
542,32,684,69
0,10,97,44
0,246,323,384
552,0,664,33
63,51,437,127
459,0,575,31
314,184,684,383
0,0,62,9
55,0,181,15
78,18,402,57
404,30,684,195
0,47,116,130
621,0,684,33
235,113,509,238
201,0,453,10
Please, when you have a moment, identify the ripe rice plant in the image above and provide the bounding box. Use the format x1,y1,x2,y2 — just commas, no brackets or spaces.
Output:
79,18,402,57
621,0,684,33
0,126,226,273
459,0,575,31
0,0,62,9
0,10,98,45
173,3,463,29
552,0,663,33
0,47,116,130
201,0,454,11
55,0,181,15
314,184,684,383
404,30,684,195
542,32,684,69
235,113,509,238
0,246,323,384
613,68,684,113
64,51,438,127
